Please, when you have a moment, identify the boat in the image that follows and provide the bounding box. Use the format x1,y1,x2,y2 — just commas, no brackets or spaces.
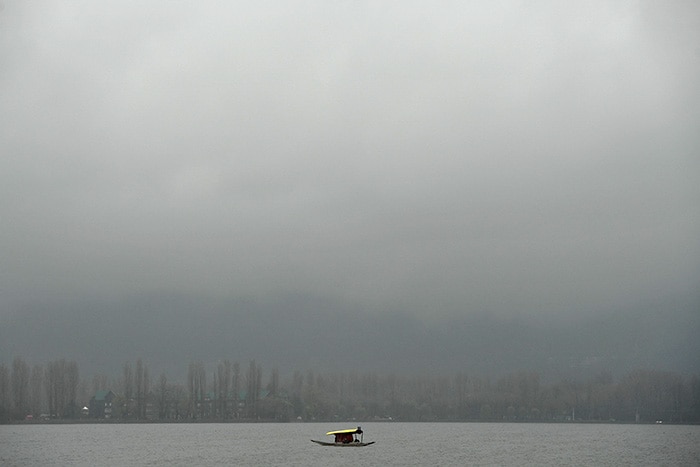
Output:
311,426,375,447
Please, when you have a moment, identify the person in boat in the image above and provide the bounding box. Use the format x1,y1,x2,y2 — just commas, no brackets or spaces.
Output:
334,432,353,443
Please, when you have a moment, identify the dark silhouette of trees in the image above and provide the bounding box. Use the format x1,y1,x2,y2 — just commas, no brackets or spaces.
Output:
1,354,699,424
187,361,206,419
122,361,133,417
690,376,700,422
245,360,261,419
11,357,30,419
65,361,79,418
44,359,79,418
268,367,279,397
0,363,9,421
115,359,150,419
615,369,690,423
232,361,241,418
157,372,168,420
134,358,149,419
30,365,44,417
214,360,231,419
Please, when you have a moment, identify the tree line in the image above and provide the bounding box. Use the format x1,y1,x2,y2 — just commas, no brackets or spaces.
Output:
1,356,699,423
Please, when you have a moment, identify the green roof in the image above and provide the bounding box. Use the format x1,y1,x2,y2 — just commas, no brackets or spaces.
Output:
94,390,114,401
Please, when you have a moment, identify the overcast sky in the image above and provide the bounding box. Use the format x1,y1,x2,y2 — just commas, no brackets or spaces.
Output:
1,0,699,341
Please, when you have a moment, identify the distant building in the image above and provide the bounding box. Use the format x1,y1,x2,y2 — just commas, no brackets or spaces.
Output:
89,390,116,418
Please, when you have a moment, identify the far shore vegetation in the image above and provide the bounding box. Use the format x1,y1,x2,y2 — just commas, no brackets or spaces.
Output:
2,356,699,424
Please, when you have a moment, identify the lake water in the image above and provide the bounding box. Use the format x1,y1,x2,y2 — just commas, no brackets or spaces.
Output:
1,422,699,466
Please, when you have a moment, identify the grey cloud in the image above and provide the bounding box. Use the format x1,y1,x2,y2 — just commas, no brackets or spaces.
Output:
1,1,698,375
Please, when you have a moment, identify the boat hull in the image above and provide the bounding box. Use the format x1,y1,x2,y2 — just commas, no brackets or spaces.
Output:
311,439,375,447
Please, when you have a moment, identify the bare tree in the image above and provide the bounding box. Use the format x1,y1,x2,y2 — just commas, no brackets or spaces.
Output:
43,359,79,418
157,372,168,419
135,359,149,419
45,362,56,418
216,360,231,419
11,357,30,418
268,368,279,397
170,382,187,420
30,364,44,417
245,360,261,419
122,362,133,418
45,360,62,418
65,361,79,418
0,363,9,420
187,362,195,418
232,361,240,418
135,359,143,418
187,362,206,419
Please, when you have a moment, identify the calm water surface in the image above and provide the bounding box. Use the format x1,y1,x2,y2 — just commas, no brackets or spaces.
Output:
1,422,699,466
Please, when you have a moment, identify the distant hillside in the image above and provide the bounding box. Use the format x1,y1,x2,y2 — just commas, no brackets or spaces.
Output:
1,292,698,381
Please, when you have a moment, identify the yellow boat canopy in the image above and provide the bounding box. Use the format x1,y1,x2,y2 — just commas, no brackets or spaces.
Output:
326,426,363,435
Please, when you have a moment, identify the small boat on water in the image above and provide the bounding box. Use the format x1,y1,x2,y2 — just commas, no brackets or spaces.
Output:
311,426,375,447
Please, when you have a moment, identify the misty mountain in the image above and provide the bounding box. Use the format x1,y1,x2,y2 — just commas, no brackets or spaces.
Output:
2,292,697,383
